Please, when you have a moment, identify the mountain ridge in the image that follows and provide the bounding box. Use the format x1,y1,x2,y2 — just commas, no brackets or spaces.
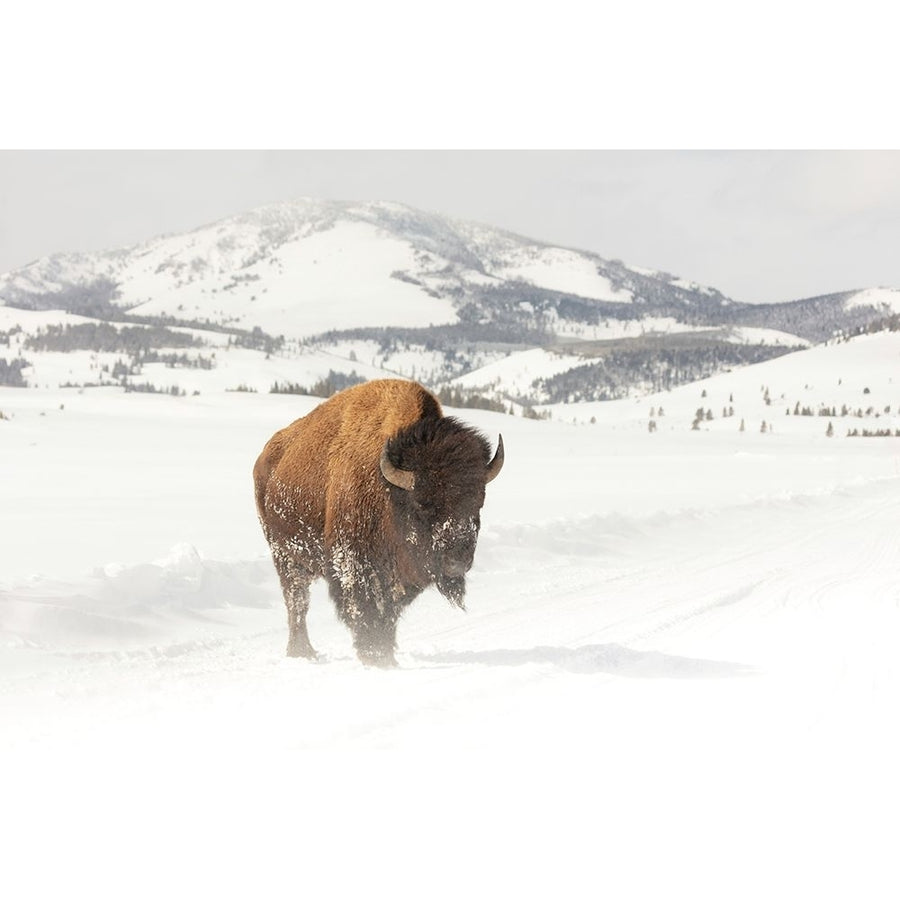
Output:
2,198,898,405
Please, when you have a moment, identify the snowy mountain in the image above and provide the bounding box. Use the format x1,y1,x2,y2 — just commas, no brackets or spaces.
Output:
0,198,735,334
2,198,899,405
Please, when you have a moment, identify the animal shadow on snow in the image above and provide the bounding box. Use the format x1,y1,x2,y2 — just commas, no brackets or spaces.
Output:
416,644,756,678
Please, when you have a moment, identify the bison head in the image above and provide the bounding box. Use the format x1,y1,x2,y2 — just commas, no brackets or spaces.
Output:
380,417,504,608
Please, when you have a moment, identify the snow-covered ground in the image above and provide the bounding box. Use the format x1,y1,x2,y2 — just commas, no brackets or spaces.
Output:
3,337,900,898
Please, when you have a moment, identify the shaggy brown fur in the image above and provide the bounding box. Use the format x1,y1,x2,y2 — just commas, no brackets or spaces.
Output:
253,379,503,666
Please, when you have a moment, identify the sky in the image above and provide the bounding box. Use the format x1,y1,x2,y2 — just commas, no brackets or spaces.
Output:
2,149,900,304
2,3,899,306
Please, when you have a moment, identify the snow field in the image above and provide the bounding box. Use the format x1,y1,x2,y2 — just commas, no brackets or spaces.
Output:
2,345,900,897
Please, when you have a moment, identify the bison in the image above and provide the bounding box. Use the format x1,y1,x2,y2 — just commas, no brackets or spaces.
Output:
253,379,504,667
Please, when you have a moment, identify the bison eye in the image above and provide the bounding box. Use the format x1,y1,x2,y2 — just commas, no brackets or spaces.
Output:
411,494,436,516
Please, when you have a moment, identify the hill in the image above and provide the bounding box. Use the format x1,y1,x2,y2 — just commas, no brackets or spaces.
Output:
2,199,899,406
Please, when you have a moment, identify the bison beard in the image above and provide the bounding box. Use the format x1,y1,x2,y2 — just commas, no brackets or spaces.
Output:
436,573,466,608
253,380,503,667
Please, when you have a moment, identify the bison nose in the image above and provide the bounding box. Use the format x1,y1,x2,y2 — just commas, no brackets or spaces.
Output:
442,559,468,578
441,549,474,578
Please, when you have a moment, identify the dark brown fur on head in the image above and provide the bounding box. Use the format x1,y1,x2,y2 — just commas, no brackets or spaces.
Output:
383,416,494,607
384,415,493,489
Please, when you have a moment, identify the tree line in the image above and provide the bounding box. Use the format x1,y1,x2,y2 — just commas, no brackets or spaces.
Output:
0,357,29,386
534,344,793,404
24,322,202,354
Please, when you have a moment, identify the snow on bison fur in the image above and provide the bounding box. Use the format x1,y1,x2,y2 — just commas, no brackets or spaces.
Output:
253,379,504,667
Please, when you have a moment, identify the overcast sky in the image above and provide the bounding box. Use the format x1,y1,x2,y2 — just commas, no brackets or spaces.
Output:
2,149,899,305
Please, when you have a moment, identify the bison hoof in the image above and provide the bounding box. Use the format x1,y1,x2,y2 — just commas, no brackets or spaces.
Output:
358,649,398,669
286,641,319,661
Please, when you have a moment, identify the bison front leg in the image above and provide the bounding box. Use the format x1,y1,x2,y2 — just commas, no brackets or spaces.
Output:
351,605,401,668
271,547,318,660
326,569,405,668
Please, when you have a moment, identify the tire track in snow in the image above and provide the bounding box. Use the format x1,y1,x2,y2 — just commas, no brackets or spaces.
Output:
464,476,900,673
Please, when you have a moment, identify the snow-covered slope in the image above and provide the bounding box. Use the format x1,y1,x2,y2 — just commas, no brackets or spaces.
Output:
554,329,900,433
1,199,721,339
1,204,457,338
845,285,900,313
3,197,899,410
3,330,900,897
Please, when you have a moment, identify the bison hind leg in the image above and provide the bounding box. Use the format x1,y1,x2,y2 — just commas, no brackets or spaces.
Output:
285,582,317,659
272,548,318,660
286,615,317,660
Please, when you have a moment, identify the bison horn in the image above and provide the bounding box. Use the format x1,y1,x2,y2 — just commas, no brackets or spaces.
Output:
485,434,504,484
380,448,416,491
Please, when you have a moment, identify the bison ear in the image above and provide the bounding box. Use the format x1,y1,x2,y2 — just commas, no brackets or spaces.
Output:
380,447,416,491
485,434,504,484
